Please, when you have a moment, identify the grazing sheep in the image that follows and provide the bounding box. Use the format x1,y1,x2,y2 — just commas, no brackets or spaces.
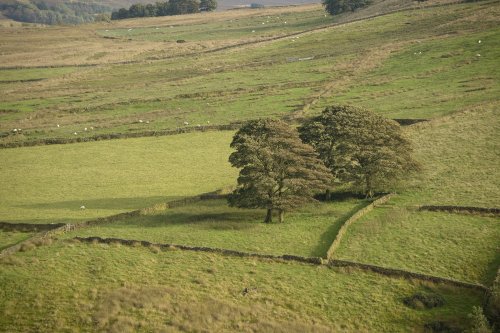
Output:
57,124,60,128
13,129,17,132
478,40,481,43
74,132,78,135
84,128,87,131
139,119,143,123
80,205,86,209
183,121,189,125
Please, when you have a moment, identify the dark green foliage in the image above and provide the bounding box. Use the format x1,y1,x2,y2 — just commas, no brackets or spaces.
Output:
485,273,500,331
424,321,461,333
0,0,111,25
298,105,420,197
228,119,331,223
322,0,371,16
466,306,493,333
111,0,203,20
200,0,217,11
403,292,445,309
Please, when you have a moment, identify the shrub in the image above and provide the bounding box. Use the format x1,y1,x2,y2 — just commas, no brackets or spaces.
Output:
403,292,445,309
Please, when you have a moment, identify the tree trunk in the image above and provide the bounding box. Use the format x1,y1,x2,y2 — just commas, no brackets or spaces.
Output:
366,177,373,198
264,209,273,223
278,209,285,223
325,189,331,201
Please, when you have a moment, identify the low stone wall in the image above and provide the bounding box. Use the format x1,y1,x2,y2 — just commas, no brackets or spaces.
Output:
73,236,489,294
328,259,489,293
73,236,323,265
0,123,242,149
419,205,500,216
0,222,65,232
326,194,393,259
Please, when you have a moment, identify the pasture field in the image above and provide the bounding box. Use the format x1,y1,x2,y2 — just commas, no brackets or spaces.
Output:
403,105,499,207
1,0,499,146
0,0,499,331
0,241,485,332
62,198,366,257
333,206,500,285
0,131,236,224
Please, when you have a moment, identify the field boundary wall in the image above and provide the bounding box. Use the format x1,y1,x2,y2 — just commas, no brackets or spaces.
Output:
325,193,393,259
72,235,489,293
0,190,227,257
419,205,500,216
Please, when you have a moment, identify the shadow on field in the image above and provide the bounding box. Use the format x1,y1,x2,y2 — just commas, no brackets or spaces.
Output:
311,200,370,258
116,210,264,231
18,196,177,211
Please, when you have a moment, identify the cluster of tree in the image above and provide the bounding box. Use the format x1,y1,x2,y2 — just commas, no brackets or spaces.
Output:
228,105,419,223
111,0,216,20
0,0,111,25
322,0,371,15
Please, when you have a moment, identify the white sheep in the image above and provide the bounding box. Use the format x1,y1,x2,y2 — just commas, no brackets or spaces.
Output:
80,205,86,209
84,128,87,131
183,121,189,125
74,132,78,135
57,124,60,128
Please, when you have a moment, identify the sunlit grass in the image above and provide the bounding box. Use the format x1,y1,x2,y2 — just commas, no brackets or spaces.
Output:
0,241,484,332
63,198,366,257
0,131,237,224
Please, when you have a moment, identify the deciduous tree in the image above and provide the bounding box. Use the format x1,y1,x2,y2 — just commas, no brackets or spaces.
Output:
228,119,331,223
299,105,419,197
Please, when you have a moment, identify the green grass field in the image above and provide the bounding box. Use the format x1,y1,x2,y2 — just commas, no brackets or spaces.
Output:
1,1,499,145
0,230,34,250
0,0,499,331
0,241,484,332
0,131,236,224
333,206,500,285
403,105,499,207
63,198,366,257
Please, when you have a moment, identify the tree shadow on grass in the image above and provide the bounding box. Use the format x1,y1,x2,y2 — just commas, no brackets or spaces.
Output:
311,200,371,258
118,210,265,231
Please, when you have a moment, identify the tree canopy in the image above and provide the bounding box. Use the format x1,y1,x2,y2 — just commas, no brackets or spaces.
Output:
111,0,215,20
322,0,371,16
299,105,419,197
228,119,331,223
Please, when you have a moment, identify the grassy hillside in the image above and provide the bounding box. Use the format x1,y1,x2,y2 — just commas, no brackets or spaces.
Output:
1,0,498,146
0,241,485,332
0,131,236,223
62,198,366,257
0,1,498,332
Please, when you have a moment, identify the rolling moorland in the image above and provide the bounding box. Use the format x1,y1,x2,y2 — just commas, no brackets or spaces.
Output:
0,0,499,332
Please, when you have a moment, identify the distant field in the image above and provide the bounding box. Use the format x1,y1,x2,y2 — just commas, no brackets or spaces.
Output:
334,206,500,285
63,198,366,257
0,131,236,224
1,1,498,145
0,241,484,332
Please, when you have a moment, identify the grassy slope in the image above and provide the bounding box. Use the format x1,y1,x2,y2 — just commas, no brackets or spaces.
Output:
0,131,237,224
402,106,500,207
0,230,34,250
333,107,500,285
63,198,366,257
1,1,499,144
0,241,484,332
334,207,500,285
